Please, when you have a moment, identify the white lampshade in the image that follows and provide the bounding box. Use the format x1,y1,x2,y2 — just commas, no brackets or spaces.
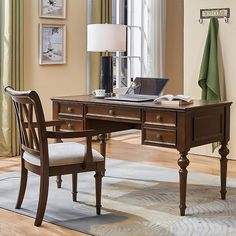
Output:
87,24,126,52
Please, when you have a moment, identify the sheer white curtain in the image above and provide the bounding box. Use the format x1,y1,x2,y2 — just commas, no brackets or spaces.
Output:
142,0,166,77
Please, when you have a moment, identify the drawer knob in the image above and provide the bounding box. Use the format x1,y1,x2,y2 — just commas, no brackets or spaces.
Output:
108,109,115,116
67,123,73,129
67,107,73,112
156,115,162,122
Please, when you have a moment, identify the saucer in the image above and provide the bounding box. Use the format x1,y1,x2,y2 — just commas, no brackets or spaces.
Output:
95,95,105,99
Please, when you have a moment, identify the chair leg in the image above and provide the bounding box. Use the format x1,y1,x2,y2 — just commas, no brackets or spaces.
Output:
16,164,28,209
94,171,102,215
34,174,49,227
72,173,78,202
56,175,62,188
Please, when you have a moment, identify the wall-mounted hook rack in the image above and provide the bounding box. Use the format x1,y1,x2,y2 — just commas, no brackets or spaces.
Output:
199,8,230,24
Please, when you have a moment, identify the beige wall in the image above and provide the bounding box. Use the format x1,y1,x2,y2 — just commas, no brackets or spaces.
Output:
184,0,236,159
24,0,87,120
165,0,184,95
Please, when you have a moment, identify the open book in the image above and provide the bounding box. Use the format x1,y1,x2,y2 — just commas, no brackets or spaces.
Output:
154,94,193,105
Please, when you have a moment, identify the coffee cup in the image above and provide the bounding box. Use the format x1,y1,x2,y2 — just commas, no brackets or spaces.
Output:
92,89,106,98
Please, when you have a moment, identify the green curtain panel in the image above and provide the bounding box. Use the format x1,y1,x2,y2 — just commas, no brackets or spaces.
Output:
198,18,221,101
90,0,112,91
0,0,23,156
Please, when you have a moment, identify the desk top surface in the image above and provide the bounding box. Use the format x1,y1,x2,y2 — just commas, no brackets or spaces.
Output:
51,95,232,111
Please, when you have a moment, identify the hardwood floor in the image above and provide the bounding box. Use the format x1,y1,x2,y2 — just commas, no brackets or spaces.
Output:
0,132,235,235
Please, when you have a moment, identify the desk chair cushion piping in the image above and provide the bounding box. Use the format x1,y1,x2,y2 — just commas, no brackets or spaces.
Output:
23,142,104,167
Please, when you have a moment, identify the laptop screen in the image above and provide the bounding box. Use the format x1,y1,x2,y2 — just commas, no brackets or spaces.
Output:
126,77,169,96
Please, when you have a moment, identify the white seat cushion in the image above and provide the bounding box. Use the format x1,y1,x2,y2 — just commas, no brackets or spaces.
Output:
23,142,104,167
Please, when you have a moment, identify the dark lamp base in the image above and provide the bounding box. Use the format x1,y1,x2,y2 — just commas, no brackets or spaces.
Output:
100,56,113,94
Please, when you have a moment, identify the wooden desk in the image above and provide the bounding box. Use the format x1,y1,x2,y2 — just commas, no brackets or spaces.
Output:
51,95,232,216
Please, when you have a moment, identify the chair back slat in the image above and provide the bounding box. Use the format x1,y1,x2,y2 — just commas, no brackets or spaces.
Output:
19,103,30,147
13,102,30,147
27,104,34,149
22,103,40,150
13,102,26,147
5,86,48,164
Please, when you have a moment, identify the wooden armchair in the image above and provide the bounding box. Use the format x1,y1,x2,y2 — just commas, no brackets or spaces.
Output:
5,86,105,227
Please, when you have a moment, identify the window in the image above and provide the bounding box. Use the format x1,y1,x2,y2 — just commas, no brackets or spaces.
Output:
87,0,165,92
112,0,144,88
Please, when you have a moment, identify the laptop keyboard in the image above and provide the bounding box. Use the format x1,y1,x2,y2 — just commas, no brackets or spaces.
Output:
104,94,157,102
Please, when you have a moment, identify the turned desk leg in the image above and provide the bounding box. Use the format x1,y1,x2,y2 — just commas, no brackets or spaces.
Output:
55,136,63,189
219,142,229,200
177,151,190,216
99,134,106,158
72,173,78,202
99,134,107,176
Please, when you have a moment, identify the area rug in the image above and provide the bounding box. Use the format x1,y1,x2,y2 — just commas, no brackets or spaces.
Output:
1,159,236,236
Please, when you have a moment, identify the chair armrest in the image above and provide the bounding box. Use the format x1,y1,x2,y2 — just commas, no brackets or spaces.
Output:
45,129,103,139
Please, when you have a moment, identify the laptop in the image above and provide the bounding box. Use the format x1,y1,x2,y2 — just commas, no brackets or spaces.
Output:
105,77,169,102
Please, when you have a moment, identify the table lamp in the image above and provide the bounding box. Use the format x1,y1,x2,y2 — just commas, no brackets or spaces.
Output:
87,24,126,95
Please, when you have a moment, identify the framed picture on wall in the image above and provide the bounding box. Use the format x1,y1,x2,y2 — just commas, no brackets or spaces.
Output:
39,24,66,65
39,0,66,19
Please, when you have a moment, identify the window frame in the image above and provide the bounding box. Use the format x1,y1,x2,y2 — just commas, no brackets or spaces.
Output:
114,0,144,88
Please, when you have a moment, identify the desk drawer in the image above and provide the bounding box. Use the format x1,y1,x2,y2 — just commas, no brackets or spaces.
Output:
59,119,83,131
144,110,176,127
143,128,176,146
86,105,141,122
58,103,83,117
